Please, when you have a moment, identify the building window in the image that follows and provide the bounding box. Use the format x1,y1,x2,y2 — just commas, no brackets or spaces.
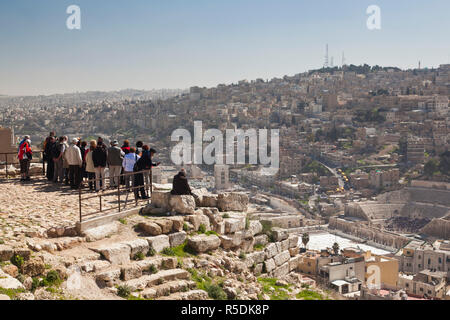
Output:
406,283,409,288
428,258,431,265
428,290,431,295
418,264,421,268
420,288,423,292
438,258,442,264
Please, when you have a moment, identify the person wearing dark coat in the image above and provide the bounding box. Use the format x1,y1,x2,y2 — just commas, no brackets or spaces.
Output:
170,170,192,195
92,139,108,191
44,134,56,181
133,146,160,199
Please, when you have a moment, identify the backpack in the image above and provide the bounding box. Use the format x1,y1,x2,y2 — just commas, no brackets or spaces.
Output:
51,143,62,159
133,154,139,172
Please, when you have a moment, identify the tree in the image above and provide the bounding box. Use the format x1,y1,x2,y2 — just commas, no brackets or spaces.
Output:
332,242,340,255
439,151,450,176
424,159,439,177
302,233,310,249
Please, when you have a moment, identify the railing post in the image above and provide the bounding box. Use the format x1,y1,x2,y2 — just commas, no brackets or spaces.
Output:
118,174,121,212
5,154,8,180
42,151,45,176
79,185,82,223
150,167,153,197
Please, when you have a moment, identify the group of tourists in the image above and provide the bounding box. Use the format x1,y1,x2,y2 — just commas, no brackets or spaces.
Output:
35,132,160,199
18,131,198,201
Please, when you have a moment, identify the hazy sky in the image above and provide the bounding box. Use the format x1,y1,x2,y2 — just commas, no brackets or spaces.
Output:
0,0,449,96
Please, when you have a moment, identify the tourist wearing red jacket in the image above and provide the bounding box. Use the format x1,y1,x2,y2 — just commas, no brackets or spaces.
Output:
18,138,32,181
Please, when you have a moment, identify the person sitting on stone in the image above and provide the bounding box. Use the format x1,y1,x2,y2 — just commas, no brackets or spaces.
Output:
170,169,193,196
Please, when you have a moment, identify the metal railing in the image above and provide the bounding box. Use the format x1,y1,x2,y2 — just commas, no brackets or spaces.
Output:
78,168,153,223
0,151,45,180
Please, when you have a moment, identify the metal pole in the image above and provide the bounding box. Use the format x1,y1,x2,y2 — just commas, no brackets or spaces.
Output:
149,167,153,201
78,185,82,223
5,154,8,180
42,151,45,176
118,174,121,212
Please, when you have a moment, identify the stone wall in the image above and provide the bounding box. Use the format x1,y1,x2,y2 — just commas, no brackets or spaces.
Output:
420,218,450,239
328,217,410,250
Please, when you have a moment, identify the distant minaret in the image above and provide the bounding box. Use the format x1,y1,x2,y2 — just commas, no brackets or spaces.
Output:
324,44,329,68
418,61,421,70
342,52,346,67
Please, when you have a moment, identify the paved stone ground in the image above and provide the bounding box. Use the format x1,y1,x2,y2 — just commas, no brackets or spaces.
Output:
0,176,148,246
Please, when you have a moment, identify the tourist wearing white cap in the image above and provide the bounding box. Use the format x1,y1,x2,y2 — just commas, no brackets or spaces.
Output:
66,138,83,189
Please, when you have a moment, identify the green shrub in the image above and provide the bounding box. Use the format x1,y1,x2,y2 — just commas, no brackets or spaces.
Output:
117,285,131,298
134,252,145,261
10,255,24,269
183,223,189,231
161,247,176,256
118,218,127,225
45,270,62,287
147,248,156,257
206,284,227,300
31,278,40,292
198,224,207,234
239,252,246,260
222,213,230,219
205,230,218,236
148,265,157,274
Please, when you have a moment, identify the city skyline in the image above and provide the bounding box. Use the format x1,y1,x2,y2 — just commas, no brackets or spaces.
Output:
0,0,449,96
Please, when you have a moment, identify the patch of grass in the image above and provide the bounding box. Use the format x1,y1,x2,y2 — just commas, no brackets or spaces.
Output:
0,287,25,299
254,244,265,251
147,248,156,257
119,218,127,225
127,295,149,300
134,252,145,261
45,264,52,270
187,268,227,300
238,252,246,260
222,213,230,219
0,239,4,244
166,241,196,257
296,289,324,300
148,265,157,274
205,230,218,236
183,223,189,232
117,285,131,298
161,247,176,256
257,277,292,300
198,224,207,234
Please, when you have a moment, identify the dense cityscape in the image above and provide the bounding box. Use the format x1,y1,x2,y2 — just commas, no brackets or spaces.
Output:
0,62,449,301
